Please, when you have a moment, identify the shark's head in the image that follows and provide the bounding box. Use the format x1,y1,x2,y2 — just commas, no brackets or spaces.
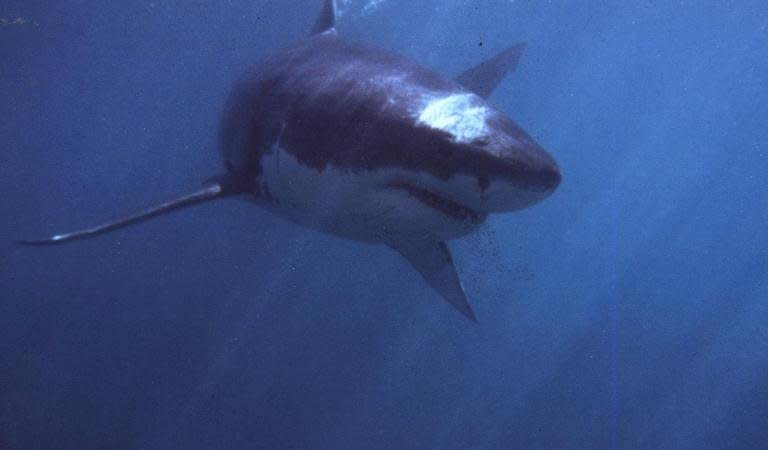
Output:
386,91,560,228
217,36,560,242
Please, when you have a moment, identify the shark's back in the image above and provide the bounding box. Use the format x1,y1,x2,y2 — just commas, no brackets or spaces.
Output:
219,34,465,179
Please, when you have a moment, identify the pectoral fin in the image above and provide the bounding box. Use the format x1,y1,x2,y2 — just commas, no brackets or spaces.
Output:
455,42,526,99
392,240,477,321
19,175,241,246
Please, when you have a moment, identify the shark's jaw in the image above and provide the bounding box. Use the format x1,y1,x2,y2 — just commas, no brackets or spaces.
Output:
387,181,485,224
254,141,489,243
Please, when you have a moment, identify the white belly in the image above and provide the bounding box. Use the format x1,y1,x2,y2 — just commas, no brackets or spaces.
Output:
256,146,480,244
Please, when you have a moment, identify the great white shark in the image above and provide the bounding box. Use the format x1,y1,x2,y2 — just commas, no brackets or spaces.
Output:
23,0,561,321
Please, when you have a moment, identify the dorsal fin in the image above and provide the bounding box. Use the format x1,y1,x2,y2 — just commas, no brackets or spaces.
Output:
312,0,337,35
455,42,527,99
19,176,241,246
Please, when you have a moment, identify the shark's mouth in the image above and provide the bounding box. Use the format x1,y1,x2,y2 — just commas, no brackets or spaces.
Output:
390,182,483,223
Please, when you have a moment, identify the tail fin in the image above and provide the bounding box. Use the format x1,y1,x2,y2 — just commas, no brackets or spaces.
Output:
20,176,239,246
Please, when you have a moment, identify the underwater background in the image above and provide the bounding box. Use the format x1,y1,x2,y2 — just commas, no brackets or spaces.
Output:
1,0,767,448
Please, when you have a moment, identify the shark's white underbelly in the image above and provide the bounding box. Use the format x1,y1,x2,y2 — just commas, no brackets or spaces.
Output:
257,146,480,244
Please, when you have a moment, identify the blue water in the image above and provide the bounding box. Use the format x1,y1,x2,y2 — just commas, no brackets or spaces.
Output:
2,1,767,448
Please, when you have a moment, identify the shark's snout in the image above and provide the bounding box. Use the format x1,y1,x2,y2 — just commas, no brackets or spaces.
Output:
390,140,561,220
517,143,561,193
413,92,560,214
532,153,562,192
467,111,561,213
477,147,560,213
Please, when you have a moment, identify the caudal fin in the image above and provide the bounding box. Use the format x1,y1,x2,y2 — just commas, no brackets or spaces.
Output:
20,177,238,246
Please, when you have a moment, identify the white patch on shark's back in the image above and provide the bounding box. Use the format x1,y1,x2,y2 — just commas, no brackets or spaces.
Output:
417,93,490,143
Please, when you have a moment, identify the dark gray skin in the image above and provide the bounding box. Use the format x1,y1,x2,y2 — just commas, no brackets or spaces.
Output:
220,33,560,209
22,1,561,320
